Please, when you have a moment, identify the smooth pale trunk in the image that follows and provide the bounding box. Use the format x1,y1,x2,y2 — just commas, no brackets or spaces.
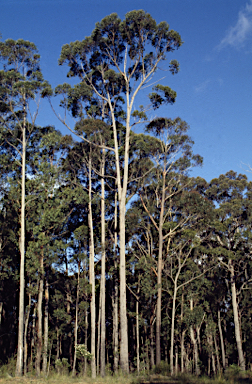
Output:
100,150,106,377
42,272,49,375
181,290,185,373
150,320,155,368
96,288,101,375
23,291,31,375
72,262,80,376
218,309,226,370
88,157,96,378
113,193,119,372
170,275,178,375
230,261,245,370
119,197,129,372
16,126,26,376
30,303,36,371
214,335,221,373
136,286,140,374
156,174,165,366
190,299,200,375
36,256,44,376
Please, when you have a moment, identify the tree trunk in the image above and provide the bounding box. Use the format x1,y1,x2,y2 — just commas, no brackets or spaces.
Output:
170,280,178,375
56,327,60,360
175,346,178,376
181,290,185,373
218,309,226,370
150,320,155,369
156,172,165,366
214,334,221,373
190,299,200,376
136,285,140,374
42,269,49,375
24,291,31,375
35,255,44,376
230,261,246,370
72,261,80,376
100,148,106,377
30,302,36,372
88,155,96,378
119,196,129,372
96,286,101,375
113,192,119,373
16,125,26,377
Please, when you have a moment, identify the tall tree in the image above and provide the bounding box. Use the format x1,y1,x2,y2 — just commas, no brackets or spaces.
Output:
140,117,202,364
0,39,49,376
56,11,182,371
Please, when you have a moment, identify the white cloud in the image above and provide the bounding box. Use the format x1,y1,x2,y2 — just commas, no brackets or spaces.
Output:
194,79,211,93
218,0,252,50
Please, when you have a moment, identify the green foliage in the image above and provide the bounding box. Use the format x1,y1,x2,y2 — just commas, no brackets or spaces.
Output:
75,344,92,361
55,358,70,375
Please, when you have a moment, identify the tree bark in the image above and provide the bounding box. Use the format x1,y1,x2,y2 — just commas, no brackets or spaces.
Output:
190,299,200,376
156,172,165,366
16,124,26,377
24,290,31,375
229,261,245,370
100,148,106,377
113,192,119,373
218,309,226,370
72,261,80,376
170,278,178,375
42,270,49,375
88,155,96,378
35,255,44,376
96,285,101,375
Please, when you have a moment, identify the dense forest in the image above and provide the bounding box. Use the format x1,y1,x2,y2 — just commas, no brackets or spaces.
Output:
0,10,252,378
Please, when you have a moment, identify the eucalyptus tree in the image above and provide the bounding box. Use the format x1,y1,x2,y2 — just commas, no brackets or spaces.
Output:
139,117,202,365
0,39,50,375
161,183,214,375
206,171,252,371
25,128,73,375
55,10,182,372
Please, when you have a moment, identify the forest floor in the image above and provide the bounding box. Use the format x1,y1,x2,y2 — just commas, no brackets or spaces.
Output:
0,373,252,384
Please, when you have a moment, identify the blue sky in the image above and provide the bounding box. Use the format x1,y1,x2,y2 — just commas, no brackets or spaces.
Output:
1,0,252,182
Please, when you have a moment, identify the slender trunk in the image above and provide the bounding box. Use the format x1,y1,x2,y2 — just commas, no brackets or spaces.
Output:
56,327,60,360
218,309,226,370
42,269,49,375
119,196,128,372
47,340,52,376
65,259,72,368
230,261,245,370
175,346,178,376
72,261,80,376
113,192,119,373
16,125,26,377
150,320,155,368
97,286,101,375
190,299,200,376
100,148,106,377
30,303,36,371
88,155,96,378
136,286,140,375
24,291,31,375
145,325,150,371
156,172,165,366
181,290,185,373
84,308,88,376
181,330,186,373
214,334,221,373
109,92,130,373
35,255,44,376
170,277,178,375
